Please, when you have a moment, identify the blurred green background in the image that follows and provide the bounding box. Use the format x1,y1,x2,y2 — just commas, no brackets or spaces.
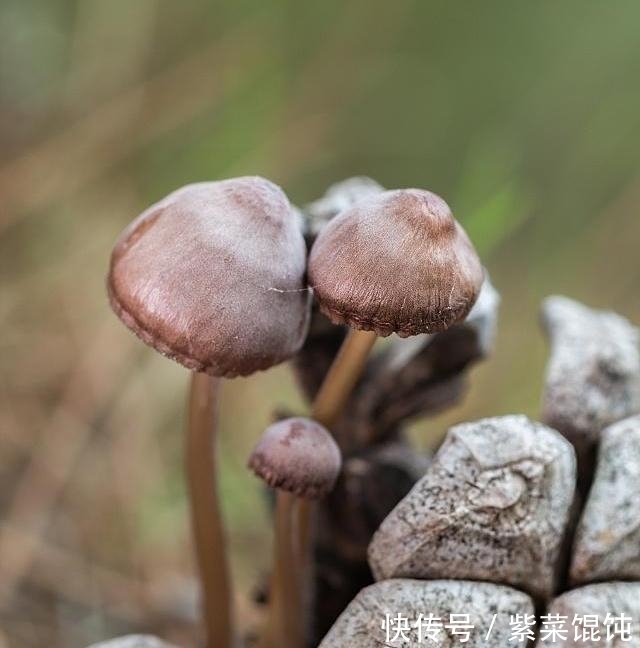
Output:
1,1,639,646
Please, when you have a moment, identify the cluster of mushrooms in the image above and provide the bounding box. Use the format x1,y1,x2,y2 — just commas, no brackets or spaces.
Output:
97,176,640,648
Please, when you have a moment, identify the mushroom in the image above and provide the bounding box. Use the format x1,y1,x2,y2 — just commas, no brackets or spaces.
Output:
248,417,341,648
304,275,499,641
570,414,640,584
318,579,534,648
295,188,484,632
107,177,310,648
307,187,484,432
367,415,576,603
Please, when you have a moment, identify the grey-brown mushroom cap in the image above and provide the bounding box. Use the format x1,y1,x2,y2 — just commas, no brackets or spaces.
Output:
108,177,311,378
248,417,342,499
307,188,484,337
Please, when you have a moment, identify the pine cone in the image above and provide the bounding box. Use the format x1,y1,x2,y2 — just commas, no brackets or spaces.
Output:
318,296,640,647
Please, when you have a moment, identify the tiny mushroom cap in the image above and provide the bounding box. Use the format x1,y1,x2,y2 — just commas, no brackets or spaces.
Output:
308,188,484,337
249,417,342,499
108,176,310,378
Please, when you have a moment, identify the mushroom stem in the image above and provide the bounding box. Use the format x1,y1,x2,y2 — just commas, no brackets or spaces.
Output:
186,372,234,648
250,418,340,648
311,329,378,428
285,329,376,645
293,498,315,647
268,491,304,648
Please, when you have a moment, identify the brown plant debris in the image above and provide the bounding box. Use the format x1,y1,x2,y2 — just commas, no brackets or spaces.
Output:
311,440,431,644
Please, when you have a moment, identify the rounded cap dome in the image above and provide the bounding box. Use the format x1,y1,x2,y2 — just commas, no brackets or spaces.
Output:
108,176,310,377
248,418,341,499
308,188,483,337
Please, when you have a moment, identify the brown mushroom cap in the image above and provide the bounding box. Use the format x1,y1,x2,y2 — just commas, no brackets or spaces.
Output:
108,177,310,377
307,188,484,337
248,418,341,499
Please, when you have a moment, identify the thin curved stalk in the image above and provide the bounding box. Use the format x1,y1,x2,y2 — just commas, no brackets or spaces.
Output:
186,372,234,648
311,329,378,428
293,497,315,645
262,330,377,648
294,329,378,643
267,491,304,648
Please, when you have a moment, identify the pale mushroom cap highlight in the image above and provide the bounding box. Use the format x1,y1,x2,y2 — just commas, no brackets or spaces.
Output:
304,176,385,239
108,177,310,377
87,637,179,648
248,417,342,499
308,188,484,337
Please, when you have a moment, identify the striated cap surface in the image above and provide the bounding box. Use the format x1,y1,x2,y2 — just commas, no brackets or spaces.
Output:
308,188,483,337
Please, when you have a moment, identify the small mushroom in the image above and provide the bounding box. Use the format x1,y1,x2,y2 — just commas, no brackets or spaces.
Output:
541,296,640,495
107,177,310,648
309,188,484,339
86,637,179,648
367,415,576,602
249,417,341,648
294,189,483,631
318,579,534,648
570,414,640,585
542,582,640,647
306,187,484,432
